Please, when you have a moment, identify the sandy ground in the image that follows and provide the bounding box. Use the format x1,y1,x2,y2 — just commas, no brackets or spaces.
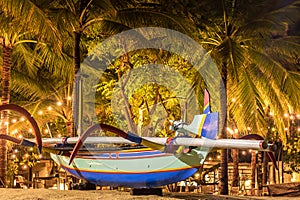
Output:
0,189,299,200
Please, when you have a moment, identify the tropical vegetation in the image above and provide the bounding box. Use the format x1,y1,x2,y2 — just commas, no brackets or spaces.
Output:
0,0,299,195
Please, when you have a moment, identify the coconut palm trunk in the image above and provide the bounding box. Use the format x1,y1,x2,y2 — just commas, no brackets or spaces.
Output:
0,43,13,186
72,31,82,137
219,64,228,195
232,138,239,187
251,151,257,194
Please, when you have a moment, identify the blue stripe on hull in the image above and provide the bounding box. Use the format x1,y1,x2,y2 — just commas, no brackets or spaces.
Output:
63,167,198,188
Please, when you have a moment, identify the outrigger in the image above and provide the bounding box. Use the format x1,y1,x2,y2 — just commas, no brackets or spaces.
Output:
0,90,277,188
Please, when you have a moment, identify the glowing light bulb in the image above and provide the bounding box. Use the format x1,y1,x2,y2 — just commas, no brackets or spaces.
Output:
47,106,52,111
226,127,234,135
20,117,25,121
11,119,17,123
38,110,43,115
28,128,33,133
57,101,62,106
67,96,72,101
231,98,236,102
269,112,273,116
284,113,289,118
18,135,23,139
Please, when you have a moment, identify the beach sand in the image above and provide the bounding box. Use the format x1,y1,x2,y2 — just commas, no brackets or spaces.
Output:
0,188,299,200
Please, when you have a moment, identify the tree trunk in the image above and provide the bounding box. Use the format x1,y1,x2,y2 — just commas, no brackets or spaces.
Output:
72,31,82,137
0,44,13,186
262,152,268,185
232,149,239,187
251,151,257,193
257,152,263,194
219,62,228,195
232,131,239,188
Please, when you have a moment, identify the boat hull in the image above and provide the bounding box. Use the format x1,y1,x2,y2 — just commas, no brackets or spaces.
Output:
50,148,200,188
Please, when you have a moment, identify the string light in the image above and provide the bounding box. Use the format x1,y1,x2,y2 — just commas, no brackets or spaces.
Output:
284,113,289,118
12,129,18,135
22,165,27,170
11,119,17,123
18,135,23,139
38,110,43,115
297,114,300,119
269,112,274,116
47,106,52,111
14,149,18,153
290,115,295,120
28,128,33,133
226,127,234,135
247,127,251,131
20,117,25,121
57,101,62,106
67,96,72,101
242,151,246,155
231,98,236,102
297,127,300,132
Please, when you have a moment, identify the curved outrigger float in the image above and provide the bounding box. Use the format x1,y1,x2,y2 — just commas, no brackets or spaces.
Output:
0,91,277,188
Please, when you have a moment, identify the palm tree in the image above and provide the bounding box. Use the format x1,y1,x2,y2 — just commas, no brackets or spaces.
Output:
184,0,300,194
0,0,61,186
